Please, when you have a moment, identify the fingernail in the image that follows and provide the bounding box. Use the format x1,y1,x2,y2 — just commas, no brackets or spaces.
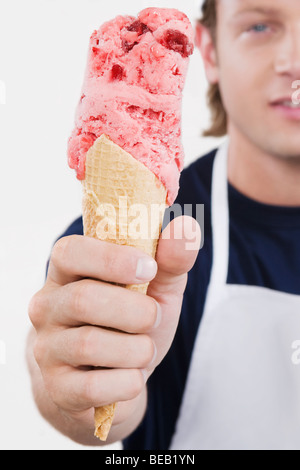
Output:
136,257,157,281
153,300,162,329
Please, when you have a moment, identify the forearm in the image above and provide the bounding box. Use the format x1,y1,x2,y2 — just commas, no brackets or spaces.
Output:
26,328,147,446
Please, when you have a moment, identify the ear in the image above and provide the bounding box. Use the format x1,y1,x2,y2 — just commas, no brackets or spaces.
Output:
195,22,219,84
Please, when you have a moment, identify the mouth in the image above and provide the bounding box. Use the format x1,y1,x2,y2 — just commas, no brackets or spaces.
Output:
270,97,300,120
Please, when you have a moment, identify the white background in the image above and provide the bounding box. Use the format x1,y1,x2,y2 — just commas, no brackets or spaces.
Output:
0,0,222,450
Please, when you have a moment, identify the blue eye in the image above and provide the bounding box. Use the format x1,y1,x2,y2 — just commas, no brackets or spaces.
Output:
250,23,268,33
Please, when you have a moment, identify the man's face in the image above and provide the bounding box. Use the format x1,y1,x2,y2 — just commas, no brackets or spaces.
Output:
216,0,300,158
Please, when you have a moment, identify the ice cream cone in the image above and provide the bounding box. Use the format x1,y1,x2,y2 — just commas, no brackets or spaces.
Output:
82,134,167,440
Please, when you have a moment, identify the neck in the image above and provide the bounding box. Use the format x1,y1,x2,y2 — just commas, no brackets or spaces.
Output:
227,124,300,207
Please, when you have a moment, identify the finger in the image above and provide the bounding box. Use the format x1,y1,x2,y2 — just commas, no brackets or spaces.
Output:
47,235,157,287
145,216,201,362
148,215,201,299
47,367,145,412
42,279,160,332
49,326,156,369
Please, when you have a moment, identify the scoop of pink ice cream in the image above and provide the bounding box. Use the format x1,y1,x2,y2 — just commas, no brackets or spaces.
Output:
68,8,194,206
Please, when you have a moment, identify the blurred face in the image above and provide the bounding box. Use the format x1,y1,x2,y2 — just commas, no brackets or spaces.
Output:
215,0,300,159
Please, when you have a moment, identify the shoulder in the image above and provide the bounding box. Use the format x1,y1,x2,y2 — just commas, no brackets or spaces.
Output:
177,148,217,204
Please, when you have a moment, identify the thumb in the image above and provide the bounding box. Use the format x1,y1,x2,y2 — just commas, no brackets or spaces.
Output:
148,215,201,300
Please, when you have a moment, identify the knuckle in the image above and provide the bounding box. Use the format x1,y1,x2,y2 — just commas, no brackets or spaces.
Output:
77,327,94,363
71,281,90,318
28,291,46,329
51,236,73,271
127,369,145,399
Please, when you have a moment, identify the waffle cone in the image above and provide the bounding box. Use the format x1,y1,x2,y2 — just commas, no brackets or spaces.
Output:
82,135,167,441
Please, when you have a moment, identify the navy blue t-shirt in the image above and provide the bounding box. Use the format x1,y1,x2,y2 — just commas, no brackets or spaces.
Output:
58,148,300,450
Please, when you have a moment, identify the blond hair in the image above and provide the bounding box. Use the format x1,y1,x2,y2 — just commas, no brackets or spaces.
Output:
199,0,227,137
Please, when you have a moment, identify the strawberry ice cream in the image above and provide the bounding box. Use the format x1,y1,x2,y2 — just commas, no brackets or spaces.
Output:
68,8,194,206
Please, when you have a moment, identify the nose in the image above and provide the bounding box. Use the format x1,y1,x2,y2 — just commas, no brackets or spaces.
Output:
274,25,300,78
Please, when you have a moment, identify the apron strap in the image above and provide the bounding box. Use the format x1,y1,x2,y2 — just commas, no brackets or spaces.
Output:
209,139,230,287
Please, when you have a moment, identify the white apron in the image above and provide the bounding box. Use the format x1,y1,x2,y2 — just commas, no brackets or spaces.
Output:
170,140,300,450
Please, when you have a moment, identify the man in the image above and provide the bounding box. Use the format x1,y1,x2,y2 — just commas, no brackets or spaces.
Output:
27,0,300,450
